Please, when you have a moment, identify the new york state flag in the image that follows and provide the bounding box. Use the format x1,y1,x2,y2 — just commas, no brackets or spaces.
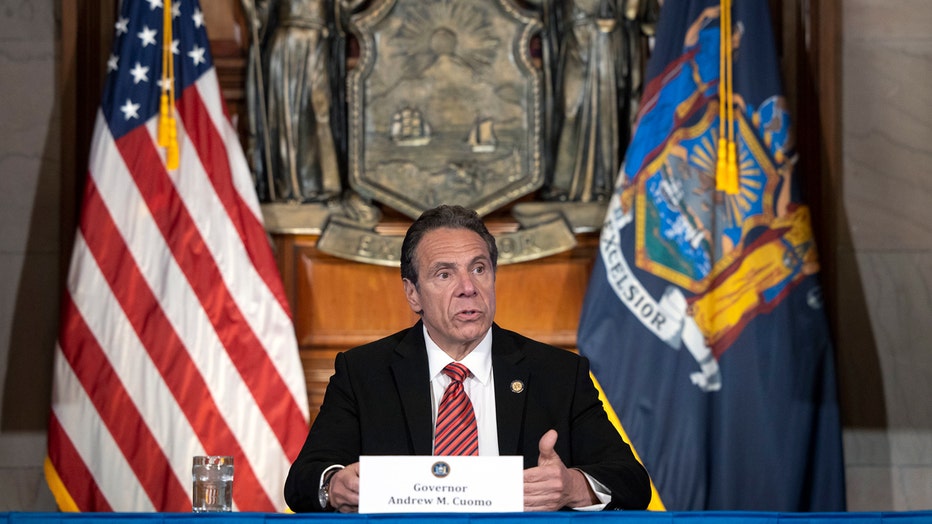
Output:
577,0,846,511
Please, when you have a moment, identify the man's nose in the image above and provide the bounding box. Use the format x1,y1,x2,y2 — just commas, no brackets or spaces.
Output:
454,271,478,296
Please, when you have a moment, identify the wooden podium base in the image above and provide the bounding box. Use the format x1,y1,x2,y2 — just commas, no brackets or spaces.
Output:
271,228,599,424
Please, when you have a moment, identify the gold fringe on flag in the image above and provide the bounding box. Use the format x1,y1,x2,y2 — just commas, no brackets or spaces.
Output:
158,1,179,170
716,0,739,195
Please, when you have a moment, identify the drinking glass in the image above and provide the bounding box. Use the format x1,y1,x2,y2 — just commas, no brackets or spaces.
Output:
192,455,233,512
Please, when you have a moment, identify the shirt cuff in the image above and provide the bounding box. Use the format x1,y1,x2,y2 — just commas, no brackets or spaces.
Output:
319,464,344,491
572,469,610,511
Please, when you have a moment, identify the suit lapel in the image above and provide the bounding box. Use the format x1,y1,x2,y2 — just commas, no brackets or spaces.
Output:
390,323,434,455
491,326,529,456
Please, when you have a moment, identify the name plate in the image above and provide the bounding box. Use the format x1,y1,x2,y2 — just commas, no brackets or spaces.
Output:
358,455,523,513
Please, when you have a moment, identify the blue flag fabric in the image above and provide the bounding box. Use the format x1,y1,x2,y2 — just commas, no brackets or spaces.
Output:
577,0,846,511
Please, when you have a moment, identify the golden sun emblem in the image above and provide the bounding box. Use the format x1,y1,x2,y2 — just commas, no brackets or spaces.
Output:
393,1,500,79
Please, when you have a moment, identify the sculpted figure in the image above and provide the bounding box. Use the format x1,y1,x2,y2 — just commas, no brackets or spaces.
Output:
244,0,341,203
541,0,658,202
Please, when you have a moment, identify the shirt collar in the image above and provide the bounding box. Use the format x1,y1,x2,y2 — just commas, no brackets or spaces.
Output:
424,325,493,386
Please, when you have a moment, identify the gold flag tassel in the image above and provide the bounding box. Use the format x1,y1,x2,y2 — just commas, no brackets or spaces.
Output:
158,0,180,170
716,0,739,195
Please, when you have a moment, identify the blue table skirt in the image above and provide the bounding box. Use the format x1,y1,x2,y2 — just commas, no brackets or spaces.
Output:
3,512,932,524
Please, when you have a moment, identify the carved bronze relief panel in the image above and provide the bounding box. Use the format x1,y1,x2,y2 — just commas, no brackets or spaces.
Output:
346,0,544,219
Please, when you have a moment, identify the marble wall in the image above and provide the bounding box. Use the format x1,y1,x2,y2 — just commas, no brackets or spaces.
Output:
0,0,929,513
838,0,932,511
0,0,61,511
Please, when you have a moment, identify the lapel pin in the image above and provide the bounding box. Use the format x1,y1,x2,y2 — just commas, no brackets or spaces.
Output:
510,380,525,394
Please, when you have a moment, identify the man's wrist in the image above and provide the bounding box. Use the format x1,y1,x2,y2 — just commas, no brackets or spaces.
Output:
318,465,343,511
568,468,604,509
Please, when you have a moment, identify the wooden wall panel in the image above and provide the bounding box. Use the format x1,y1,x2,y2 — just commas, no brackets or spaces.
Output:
493,235,598,348
294,242,418,348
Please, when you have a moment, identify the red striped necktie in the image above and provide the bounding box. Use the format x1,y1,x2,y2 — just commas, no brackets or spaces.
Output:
434,362,479,456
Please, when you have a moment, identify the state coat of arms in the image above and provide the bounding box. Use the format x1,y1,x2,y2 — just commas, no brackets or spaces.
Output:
346,0,544,218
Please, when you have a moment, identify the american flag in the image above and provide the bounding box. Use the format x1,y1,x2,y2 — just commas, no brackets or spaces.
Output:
45,0,309,512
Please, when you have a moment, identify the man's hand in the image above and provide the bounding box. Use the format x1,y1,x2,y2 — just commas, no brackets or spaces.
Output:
523,429,597,511
328,462,360,513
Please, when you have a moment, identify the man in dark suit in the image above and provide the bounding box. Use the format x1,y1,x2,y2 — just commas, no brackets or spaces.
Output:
284,205,651,512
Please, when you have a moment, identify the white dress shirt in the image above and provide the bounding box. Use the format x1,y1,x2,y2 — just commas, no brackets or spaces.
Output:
425,326,499,455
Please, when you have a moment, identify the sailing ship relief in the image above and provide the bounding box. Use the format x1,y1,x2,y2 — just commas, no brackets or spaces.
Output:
346,0,543,218
390,107,432,146
467,117,497,153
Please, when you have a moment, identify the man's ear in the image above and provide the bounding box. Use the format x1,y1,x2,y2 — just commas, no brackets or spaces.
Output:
402,278,422,314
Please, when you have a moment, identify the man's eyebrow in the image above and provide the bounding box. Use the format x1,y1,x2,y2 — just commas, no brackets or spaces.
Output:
426,255,489,274
470,255,491,266
425,249,491,270
426,261,456,274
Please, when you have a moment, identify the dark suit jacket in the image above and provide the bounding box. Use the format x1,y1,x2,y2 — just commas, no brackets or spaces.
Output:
284,322,651,512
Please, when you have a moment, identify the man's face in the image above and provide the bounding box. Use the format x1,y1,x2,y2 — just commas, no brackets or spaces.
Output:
403,227,496,358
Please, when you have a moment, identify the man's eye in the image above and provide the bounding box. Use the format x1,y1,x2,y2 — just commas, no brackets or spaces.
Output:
437,271,450,279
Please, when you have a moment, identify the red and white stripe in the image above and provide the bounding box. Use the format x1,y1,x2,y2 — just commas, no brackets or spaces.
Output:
47,69,308,512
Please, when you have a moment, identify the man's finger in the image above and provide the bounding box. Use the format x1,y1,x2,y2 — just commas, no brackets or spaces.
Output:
537,429,560,465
